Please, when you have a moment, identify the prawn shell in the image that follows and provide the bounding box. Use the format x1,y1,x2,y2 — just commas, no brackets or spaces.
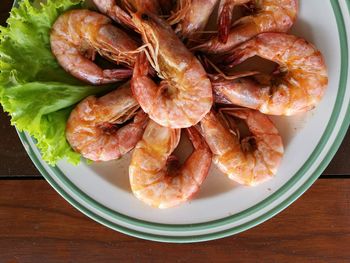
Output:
131,12,213,128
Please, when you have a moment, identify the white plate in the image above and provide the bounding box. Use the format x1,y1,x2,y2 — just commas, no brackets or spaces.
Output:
18,0,350,242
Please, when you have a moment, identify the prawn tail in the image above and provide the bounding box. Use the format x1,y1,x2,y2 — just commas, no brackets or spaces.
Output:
133,52,150,78
185,126,212,185
223,41,255,68
224,108,250,121
218,3,233,44
212,85,232,105
186,127,210,151
166,155,181,175
103,68,133,81
113,4,138,31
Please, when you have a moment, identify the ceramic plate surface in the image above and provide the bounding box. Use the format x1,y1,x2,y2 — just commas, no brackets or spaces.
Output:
16,0,350,242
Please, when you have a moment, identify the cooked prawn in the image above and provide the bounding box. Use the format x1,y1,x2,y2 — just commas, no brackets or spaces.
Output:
129,120,212,208
199,109,283,186
66,83,148,162
51,9,138,85
196,0,298,53
131,12,213,128
168,0,218,39
212,33,328,115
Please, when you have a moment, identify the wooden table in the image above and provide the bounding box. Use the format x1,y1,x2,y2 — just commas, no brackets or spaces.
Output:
1,1,350,262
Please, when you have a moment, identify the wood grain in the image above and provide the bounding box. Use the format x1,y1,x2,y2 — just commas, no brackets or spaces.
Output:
0,109,38,177
0,179,349,262
323,128,350,175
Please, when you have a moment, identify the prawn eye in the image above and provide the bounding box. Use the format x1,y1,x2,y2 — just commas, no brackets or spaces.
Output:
141,13,149,20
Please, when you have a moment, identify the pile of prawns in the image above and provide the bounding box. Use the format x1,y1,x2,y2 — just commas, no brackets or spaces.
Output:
51,0,328,209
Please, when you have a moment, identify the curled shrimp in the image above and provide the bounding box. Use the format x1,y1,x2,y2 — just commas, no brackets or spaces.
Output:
212,33,328,115
131,12,213,128
199,109,284,186
129,120,212,208
168,0,218,39
50,10,138,85
66,83,148,162
93,0,161,30
196,0,298,54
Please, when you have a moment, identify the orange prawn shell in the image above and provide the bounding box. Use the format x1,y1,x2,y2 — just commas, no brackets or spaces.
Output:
131,12,213,128
199,109,284,186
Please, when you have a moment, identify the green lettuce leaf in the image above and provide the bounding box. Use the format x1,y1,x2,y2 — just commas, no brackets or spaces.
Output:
0,0,110,165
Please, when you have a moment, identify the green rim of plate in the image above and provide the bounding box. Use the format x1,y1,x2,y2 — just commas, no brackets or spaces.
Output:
15,0,350,243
